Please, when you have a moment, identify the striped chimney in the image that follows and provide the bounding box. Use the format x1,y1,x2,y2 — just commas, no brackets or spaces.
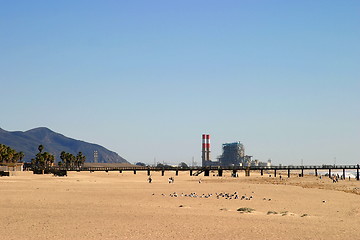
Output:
206,134,210,161
202,134,207,153
202,134,211,166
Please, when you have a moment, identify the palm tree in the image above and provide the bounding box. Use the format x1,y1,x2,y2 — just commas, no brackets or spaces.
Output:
60,151,75,168
69,154,75,167
47,154,55,167
35,152,45,168
4,147,15,163
31,145,55,169
18,152,25,162
76,152,86,167
38,145,44,153
60,151,66,163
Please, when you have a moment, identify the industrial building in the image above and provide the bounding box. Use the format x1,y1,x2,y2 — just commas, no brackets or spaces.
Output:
218,142,244,166
201,134,271,167
218,142,251,167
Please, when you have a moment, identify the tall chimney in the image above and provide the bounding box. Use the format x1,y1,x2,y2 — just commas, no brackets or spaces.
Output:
202,134,206,167
206,134,210,162
202,134,211,166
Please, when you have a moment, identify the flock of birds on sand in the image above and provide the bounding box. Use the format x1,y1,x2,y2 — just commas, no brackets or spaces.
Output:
154,191,272,201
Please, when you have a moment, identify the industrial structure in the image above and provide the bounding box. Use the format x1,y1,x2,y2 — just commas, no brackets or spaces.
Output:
218,142,248,166
201,134,271,167
201,134,211,167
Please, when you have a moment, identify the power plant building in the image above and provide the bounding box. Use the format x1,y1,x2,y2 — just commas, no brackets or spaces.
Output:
201,134,269,167
218,142,247,166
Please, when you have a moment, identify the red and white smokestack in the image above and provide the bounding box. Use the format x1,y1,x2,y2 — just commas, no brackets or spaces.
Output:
202,134,211,166
206,134,210,161
202,134,206,166
202,134,207,153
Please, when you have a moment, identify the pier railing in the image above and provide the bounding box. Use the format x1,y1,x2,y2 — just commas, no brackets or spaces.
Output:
23,164,360,180
24,164,360,172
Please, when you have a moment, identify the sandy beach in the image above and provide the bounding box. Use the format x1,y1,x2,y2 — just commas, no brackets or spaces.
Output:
1,170,360,240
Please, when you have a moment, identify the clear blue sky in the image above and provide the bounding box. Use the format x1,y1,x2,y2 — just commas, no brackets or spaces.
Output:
1,0,359,165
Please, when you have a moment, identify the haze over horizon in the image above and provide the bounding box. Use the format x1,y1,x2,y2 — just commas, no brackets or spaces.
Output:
1,1,359,166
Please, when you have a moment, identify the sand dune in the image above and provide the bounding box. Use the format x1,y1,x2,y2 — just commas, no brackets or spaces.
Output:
1,170,359,239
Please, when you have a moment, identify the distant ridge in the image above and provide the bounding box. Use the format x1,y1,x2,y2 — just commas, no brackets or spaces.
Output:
0,127,129,164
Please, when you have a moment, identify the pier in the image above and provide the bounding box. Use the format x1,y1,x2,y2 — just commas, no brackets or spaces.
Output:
26,164,360,180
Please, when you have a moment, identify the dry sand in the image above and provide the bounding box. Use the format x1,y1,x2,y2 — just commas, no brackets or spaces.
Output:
1,170,360,240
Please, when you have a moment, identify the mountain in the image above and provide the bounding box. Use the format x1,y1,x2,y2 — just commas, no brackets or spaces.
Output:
0,127,129,164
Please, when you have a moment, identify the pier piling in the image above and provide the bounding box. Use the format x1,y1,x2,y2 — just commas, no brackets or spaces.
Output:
245,168,250,177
